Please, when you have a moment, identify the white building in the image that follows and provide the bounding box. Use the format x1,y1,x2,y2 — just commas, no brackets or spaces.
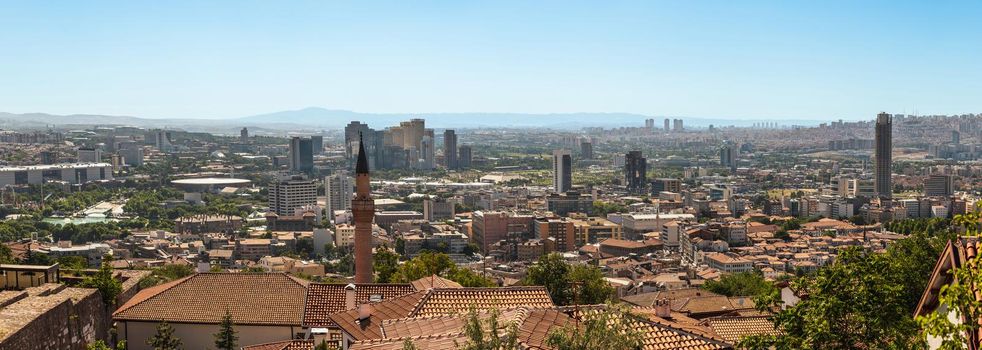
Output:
325,173,353,221
0,163,113,186
268,176,317,216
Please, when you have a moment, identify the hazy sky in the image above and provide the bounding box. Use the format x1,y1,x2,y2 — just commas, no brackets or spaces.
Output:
2,1,981,120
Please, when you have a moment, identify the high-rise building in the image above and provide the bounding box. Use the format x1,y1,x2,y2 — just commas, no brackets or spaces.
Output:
311,135,324,155
459,145,473,168
153,130,173,152
874,112,893,198
651,178,682,194
673,119,684,131
720,145,737,172
118,142,144,167
443,130,458,169
325,173,352,219
925,174,954,197
351,136,375,283
289,137,314,173
419,130,435,169
580,141,593,160
552,150,572,193
344,121,373,162
644,118,655,129
77,147,102,163
952,130,961,144
624,151,647,194
664,118,670,131
268,176,317,216
240,127,249,142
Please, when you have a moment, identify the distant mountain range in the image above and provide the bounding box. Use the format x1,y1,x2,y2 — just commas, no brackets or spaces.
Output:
0,107,832,132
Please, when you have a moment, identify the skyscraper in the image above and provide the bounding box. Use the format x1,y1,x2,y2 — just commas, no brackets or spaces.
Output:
874,112,893,198
644,118,655,129
552,149,572,193
720,145,737,172
459,145,472,168
664,118,670,131
444,130,458,169
624,151,647,194
325,173,352,220
289,137,314,173
352,135,375,283
580,141,593,160
311,135,324,155
673,119,684,131
240,127,249,142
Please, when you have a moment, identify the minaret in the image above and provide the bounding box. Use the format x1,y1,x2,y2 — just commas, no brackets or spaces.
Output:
352,133,375,283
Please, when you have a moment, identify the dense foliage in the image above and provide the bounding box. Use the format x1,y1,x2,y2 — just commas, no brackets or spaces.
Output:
703,271,777,297
523,253,613,305
389,251,496,287
545,306,642,350
741,228,953,350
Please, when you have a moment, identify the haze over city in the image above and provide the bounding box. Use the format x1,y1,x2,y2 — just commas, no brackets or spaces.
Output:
2,1,982,120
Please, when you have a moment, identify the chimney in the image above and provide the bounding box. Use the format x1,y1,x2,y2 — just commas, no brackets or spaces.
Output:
654,298,671,319
357,304,374,323
345,283,356,310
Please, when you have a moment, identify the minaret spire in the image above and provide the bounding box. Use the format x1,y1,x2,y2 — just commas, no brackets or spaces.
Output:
352,132,375,283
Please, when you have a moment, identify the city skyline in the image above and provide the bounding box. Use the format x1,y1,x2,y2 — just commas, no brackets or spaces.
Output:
3,1,982,120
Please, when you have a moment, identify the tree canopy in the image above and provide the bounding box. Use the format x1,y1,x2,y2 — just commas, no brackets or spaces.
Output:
523,253,613,305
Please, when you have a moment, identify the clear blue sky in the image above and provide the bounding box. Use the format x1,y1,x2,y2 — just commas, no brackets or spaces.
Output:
1,1,980,120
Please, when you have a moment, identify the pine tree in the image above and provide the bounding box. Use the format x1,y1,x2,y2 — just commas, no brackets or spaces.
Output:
147,321,183,350
213,309,238,350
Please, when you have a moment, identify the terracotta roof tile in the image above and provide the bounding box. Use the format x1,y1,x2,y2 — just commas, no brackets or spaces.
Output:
350,333,469,350
112,273,308,326
330,291,430,340
302,283,416,327
409,275,463,290
701,316,779,345
241,340,315,350
412,287,554,317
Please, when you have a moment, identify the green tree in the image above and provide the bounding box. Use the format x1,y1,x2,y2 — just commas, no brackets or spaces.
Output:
391,252,495,287
0,243,14,264
86,340,126,350
454,307,519,350
916,208,982,350
402,339,419,350
147,321,183,350
740,247,922,349
523,253,613,305
213,309,238,350
545,306,642,350
81,256,123,306
703,271,776,297
374,247,401,283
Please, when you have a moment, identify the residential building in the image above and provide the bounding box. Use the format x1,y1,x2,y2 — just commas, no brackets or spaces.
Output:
268,176,317,216
325,173,353,219
552,149,572,193
625,151,647,194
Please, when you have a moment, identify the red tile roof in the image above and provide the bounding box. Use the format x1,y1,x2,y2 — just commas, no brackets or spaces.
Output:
113,273,308,326
302,283,416,327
